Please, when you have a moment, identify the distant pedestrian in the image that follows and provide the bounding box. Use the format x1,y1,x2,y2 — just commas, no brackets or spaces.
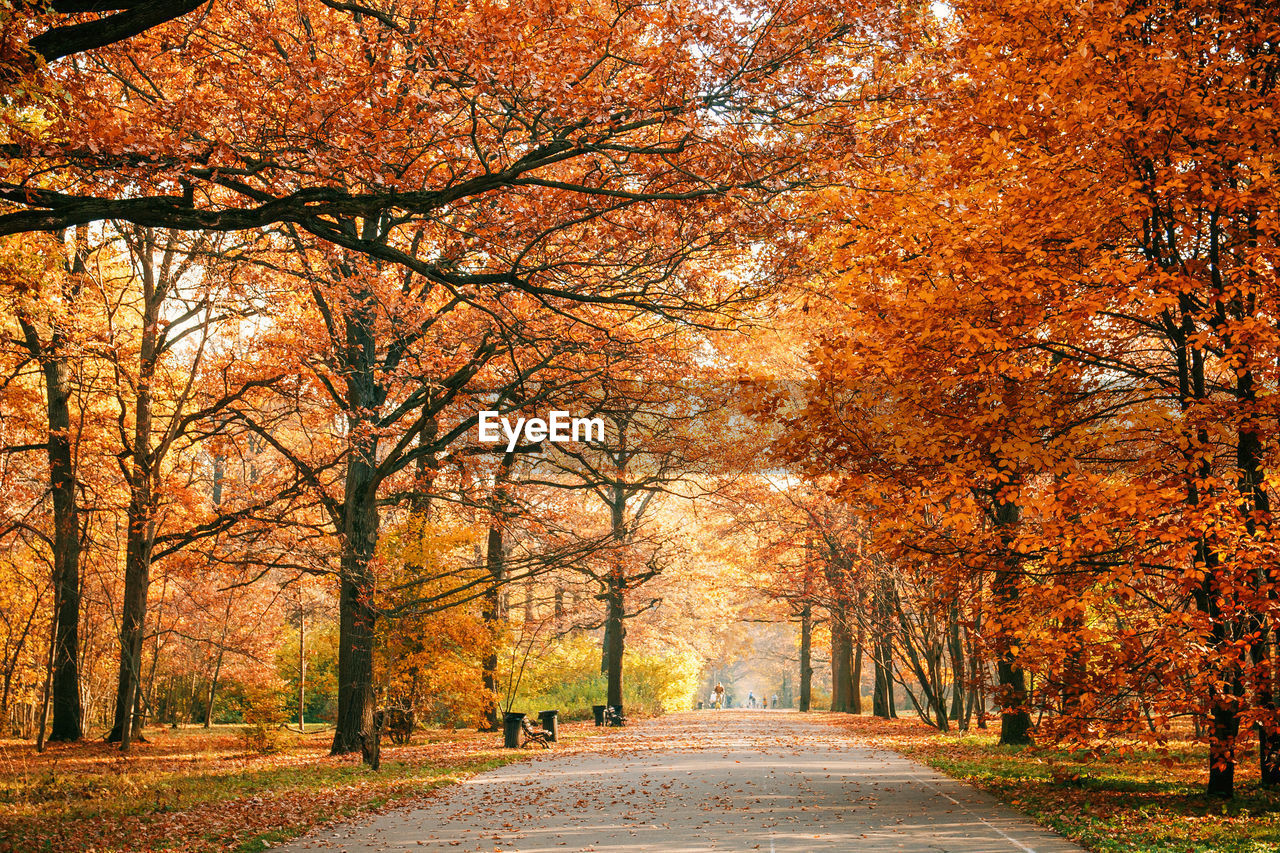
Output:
713,682,725,709
771,694,779,709
748,691,756,708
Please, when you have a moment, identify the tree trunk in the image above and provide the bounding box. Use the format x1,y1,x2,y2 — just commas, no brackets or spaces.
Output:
297,608,306,731
480,455,511,731
480,524,506,731
1167,295,1238,796
872,579,895,719
108,233,165,748
602,487,626,711
603,572,625,708
991,482,1032,746
45,351,82,743
331,454,379,757
1235,368,1279,785
850,621,864,715
330,270,385,763
1195,525,1241,797
107,492,153,747
17,236,85,743
829,613,853,712
872,639,894,718
948,602,965,723
799,603,812,712
960,616,976,731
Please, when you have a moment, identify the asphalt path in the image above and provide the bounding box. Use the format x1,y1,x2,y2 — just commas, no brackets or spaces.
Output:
273,711,1086,853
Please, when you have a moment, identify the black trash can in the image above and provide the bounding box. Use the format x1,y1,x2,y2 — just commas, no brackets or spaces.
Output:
503,712,525,748
538,710,558,742
697,701,704,710
607,704,625,727
592,704,606,726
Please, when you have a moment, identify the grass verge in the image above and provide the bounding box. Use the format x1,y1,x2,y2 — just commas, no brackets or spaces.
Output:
819,713,1280,853
0,721,599,853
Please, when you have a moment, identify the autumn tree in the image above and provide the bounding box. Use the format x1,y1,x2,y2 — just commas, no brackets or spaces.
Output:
780,0,1280,796
0,230,92,742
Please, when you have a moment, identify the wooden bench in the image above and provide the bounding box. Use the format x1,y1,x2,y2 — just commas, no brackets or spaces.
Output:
374,707,415,745
520,716,551,749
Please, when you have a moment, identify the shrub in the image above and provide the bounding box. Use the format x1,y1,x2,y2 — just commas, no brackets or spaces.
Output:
508,634,703,719
240,722,282,754
238,684,288,754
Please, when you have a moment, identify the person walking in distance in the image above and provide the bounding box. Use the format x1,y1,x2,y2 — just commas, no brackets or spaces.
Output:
713,682,725,709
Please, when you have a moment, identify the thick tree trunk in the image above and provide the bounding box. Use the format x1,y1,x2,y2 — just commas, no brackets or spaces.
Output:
1200,539,1242,797
107,397,158,744
601,488,627,712
107,481,155,747
44,353,82,742
330,270,386,763
798,604,812,712
829,613,853,712
1235,369,1279,785
1195,531,1242,797
18,246,85,743
107,508,152,746
991,484,1032,746
603,579,625,708
331,455,379,757
872,639,894,718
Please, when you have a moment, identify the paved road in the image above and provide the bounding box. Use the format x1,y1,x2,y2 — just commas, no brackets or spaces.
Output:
274,711,1086,853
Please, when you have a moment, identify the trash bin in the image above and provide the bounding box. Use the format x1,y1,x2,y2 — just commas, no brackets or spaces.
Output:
607,704,625,727
697,701,704,710
538,710,558,742
592,704,606,726
503,712,525,749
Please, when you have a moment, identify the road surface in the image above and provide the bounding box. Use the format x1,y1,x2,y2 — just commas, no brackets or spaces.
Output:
273,711,1085,853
